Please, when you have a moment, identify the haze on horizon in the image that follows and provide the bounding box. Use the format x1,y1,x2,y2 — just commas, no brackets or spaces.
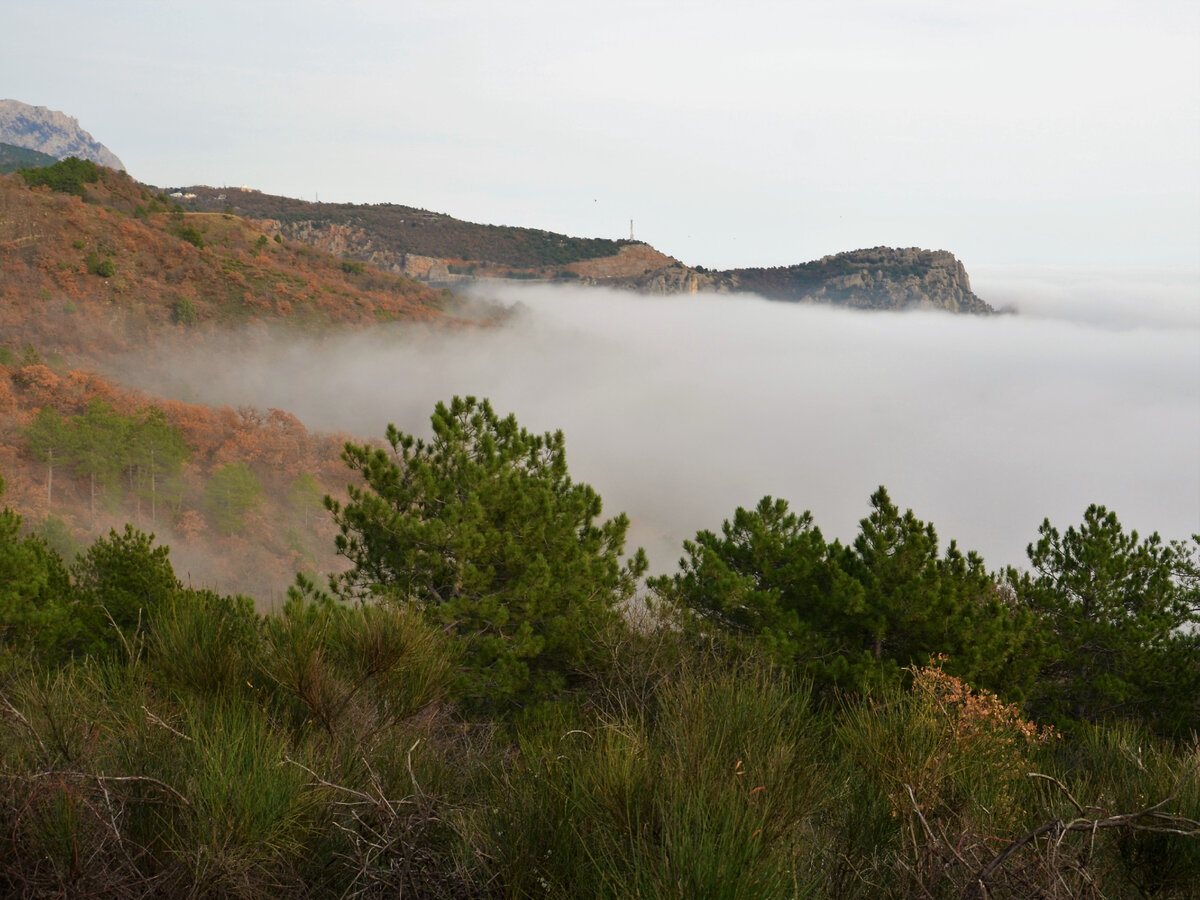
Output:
109,266,1200,579
3,1,1198,272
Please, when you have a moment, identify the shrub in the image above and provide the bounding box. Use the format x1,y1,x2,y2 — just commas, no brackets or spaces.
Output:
203,463,264,536
258,595,457,741
175,223,205,249
85,252,115,277
170,296,199,326
483,663,828,898
148,589,260,697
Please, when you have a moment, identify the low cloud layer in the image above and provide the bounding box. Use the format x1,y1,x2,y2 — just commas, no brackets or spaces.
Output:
123,266,1200,574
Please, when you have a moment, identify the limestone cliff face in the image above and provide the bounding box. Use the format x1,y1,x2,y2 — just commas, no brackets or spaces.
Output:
0,100,124,170
595,246,991,312
720,247,993,313
266,219,475,284
270,219,402,272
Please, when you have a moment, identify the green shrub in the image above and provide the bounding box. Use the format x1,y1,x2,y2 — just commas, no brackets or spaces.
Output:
203,463,263,535
259,595,457,741
85,252,115,277
32,516,82,564
483,663,828,898
148,589,260,697
175,223,205,249
170,295,199,326
165,698,325,895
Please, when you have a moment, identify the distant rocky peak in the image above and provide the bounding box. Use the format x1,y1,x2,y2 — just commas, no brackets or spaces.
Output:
0,99,124,171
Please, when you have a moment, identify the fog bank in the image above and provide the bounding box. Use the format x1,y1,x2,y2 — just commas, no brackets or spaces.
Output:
124,267,1200,574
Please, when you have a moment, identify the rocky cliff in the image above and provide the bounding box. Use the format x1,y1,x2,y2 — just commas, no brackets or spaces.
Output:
0,99,124,170
719,247,992,313
578,246,990,312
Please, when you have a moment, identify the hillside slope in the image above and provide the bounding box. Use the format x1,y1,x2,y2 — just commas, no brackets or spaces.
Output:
175,185,994,313
0,166,451,364
0,163,466,598
0,141,56,174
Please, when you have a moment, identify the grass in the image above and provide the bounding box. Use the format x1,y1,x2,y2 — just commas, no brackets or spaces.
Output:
1,593,1197,897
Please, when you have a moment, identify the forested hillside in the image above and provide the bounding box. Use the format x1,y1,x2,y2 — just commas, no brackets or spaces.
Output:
0,360,349,601
0,141,56,174
178,184,635,271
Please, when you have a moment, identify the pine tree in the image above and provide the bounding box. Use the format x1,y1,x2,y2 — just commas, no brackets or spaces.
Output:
325,396,646,710
1010,505,1200,736
654,487,1037,699
70,400,128,523
0,474,72,663
129,407,190,525
70,524,180,660
837,487,1037,697
24,406,72,509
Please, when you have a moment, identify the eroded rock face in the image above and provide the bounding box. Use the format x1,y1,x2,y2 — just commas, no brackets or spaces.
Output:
593,246,991,313
0,100,124,171
720,246,993,313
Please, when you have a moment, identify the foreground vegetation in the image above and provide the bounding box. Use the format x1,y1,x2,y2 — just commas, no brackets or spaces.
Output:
2,398,1198,897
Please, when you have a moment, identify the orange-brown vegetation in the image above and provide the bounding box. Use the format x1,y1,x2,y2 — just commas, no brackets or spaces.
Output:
0,168,451,366
1,360,353,604
0,167,474,601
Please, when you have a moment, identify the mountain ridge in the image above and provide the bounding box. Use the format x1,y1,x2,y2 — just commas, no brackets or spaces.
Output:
0,99,125,171
0,97,989,312
174,184,993,313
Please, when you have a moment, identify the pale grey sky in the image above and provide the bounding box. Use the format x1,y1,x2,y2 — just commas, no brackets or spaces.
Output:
4,0,1199,270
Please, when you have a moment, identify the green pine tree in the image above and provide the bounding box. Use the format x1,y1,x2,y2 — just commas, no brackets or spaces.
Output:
324,396,646,711
70,400,128,523
1010,505,1200,737
129,407,190,525
203,463,265,536
0,475,73,665
24,406,72,509
70,524,180,661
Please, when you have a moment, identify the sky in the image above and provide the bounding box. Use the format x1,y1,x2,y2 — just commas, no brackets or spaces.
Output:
3,0,1199,271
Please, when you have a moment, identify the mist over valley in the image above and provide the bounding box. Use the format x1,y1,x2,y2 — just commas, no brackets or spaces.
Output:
111,266,1200,577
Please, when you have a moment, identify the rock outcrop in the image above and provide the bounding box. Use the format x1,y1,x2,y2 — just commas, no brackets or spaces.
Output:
719,247,992,313
590,246,991,312
0,99,124,170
